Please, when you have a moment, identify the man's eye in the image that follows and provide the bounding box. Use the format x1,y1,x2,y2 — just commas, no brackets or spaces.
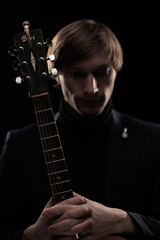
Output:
93,68,111,77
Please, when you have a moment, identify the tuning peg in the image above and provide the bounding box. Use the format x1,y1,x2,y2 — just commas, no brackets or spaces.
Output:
48,54,55,62
36,42,43,48
12,61,21,71
15,76,23,84
51,68,58,76
8,47,17,56
45,38,52,47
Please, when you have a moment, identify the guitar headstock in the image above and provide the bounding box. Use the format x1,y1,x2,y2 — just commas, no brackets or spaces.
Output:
8,21,57,97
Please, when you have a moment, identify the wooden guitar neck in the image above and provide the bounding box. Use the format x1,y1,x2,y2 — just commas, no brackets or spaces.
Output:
31,91,73,204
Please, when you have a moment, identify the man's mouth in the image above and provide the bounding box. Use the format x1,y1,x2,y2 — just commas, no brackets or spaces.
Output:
77,96,105,104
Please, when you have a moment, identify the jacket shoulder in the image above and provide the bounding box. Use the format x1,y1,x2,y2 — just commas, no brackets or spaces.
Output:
112,109,160,137
5,123,39,142
0,123,39,157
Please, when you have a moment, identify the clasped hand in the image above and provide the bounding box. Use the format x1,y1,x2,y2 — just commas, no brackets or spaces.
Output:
24,192,124,240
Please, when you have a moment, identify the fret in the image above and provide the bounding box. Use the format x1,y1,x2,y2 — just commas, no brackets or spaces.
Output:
35,108,52,113
45,158,64,164
45,159,67,174
35,109,54,125
51,180,71,188
50,181,72,198
38,122,55,127
41,135,61,151
38,122,57,138
53,190,73,197
32,93,52,111
48,169,68,175
40,135,58,140
43,147,63,158
31,92,49,98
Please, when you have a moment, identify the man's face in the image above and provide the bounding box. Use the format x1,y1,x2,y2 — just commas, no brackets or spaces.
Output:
57,53,117,116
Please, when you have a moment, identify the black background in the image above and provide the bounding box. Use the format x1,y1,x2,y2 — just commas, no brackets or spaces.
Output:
0,1,160,152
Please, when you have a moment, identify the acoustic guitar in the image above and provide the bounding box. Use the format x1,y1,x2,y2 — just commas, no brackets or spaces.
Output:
9,21,126,240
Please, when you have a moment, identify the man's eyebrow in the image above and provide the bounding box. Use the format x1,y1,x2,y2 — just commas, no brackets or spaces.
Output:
69,64,110,71
94,64,110,69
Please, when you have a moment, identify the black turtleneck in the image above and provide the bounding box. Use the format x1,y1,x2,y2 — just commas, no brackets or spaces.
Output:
56,98,113,135
55,98,114,204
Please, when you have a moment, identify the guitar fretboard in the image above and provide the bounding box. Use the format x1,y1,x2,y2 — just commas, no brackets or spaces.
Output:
31,92,73,204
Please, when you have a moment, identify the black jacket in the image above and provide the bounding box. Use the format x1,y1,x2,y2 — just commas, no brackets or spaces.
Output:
0,104,160,240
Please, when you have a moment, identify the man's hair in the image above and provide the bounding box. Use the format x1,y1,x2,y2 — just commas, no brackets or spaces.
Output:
47,19,123,73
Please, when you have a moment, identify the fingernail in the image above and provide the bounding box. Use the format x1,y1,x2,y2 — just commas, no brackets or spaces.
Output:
48,225,56,231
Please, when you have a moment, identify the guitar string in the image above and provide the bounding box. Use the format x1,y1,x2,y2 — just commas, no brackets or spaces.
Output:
46,94,73,202
36,94,63,204
39,94,61,204
46,94,69,203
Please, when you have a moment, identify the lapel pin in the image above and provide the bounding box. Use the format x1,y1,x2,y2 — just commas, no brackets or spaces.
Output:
122,127,128,138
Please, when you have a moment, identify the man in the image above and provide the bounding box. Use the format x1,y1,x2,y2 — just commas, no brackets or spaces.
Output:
0,19,160,240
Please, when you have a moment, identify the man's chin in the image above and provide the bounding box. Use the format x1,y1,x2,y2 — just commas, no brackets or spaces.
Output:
75,99,106,116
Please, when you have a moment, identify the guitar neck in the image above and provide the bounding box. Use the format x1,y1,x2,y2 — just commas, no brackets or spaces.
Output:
31,91,73,204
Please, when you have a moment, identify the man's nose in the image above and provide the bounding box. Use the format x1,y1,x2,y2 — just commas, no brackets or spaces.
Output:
83,74,98,94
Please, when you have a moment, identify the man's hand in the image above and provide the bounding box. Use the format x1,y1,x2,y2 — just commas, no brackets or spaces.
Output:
23,194,92,240
23,192,137,240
